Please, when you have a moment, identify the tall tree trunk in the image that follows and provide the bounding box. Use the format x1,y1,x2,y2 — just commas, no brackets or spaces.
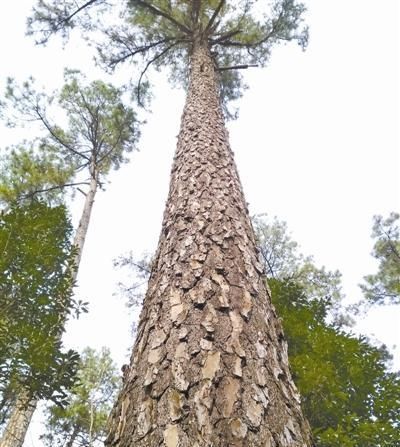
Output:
106,43,313,446
0,173,98,447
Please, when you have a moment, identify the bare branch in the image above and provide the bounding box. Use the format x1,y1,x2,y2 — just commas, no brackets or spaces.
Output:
34,105,92,162
19,182,90,201
217,64,258,71
137,41,182,106
129,261,151,275
107,37,173,68
60,0,99,26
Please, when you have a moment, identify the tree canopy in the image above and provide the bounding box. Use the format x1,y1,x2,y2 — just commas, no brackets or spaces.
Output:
0,70,140,204
252,215,400,445
27,0,308,110
271,279,400,447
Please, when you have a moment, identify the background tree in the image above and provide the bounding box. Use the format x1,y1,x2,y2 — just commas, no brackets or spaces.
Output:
271,279,400,447
40,347,120,447
0,72,141,446
0,201,80,441
255,214,400,446
360,212,400,305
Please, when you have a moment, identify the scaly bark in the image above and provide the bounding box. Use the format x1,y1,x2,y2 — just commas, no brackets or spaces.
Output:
0,172,99,447
106,42,313,446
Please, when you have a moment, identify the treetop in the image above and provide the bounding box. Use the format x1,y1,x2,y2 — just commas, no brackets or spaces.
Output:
28,0,308,106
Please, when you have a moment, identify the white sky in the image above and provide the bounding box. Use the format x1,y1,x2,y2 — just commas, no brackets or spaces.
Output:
0,0,399,445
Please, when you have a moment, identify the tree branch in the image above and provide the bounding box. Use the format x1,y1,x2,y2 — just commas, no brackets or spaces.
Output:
19,182,90,201
35,106,91,162
137,41,182,106
209,28,241,46
217,64,258,71
60,0,100,26
108,37,174,68
205,0,225,35
131,0,192,35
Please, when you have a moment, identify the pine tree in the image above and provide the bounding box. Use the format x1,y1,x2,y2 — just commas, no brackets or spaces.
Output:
28,1,313,445
0,72,140,447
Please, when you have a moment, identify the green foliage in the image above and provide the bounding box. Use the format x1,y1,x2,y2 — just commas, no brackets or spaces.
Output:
252,214,400,446
40,347,120,447
271,279,400,447
361,213,400,305
0,201,80,406
58,70,140,175
27,0,109,45
253,214,348,326
0,146,75,204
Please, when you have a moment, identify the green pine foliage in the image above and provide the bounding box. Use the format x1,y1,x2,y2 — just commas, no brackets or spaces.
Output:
0,146,74,204
27,0,308,113
0,70,140,204
361,213,400,305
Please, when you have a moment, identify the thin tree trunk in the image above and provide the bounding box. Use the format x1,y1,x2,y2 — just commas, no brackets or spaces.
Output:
106,43,313,446
0,391,36,447
71,172,98,280
0,173,98,447
89,398,94,447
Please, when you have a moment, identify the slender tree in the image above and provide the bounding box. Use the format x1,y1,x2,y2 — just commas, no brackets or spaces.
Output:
41,347,120,447
28,1,313,445
0,72,140,447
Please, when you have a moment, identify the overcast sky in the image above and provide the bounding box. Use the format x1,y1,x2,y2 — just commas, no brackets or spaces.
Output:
0,0,399,445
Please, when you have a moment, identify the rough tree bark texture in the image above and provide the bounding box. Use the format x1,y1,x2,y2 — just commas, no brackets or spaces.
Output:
0,174,98,447
0,392,36,447
106,43,313,447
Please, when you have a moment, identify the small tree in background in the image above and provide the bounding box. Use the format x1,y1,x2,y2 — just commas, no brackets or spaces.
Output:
41,347,120,447
361,212,400,305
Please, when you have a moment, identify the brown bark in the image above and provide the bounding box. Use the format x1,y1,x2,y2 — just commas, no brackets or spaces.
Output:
0,173,99,447
106,43,313,446
0,391,36,447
